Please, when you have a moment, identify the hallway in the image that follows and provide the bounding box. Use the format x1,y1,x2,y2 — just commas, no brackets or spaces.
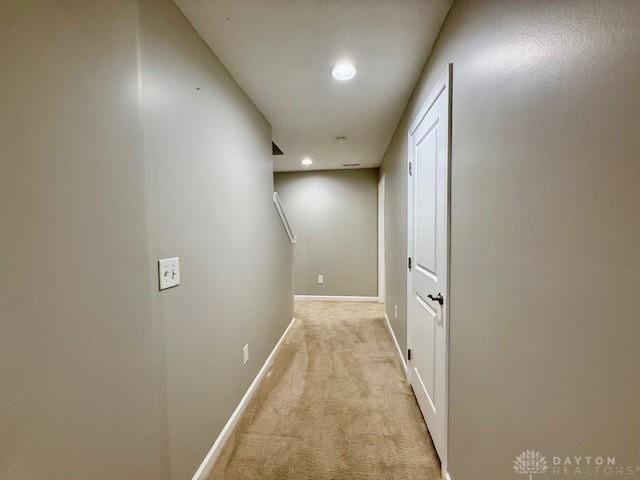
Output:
209,302,440,479
3,1,640,479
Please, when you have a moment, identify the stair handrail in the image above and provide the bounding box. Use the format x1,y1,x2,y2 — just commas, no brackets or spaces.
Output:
273,192,296,244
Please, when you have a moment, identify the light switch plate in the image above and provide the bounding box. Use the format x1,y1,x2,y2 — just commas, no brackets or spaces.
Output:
317,274,324,285
158,257,180,290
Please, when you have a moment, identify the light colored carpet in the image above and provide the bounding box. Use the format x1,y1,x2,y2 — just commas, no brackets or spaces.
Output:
208,301,441,480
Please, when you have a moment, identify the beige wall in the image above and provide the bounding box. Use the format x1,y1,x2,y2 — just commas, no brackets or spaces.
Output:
0,1,293,479
275,169,378,297
139,1,294,477
381,0,640,478
0,2,166,478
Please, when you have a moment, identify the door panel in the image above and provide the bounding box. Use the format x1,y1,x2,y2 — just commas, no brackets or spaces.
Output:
414,292,437,406
415,123,438,279
407,66,450,466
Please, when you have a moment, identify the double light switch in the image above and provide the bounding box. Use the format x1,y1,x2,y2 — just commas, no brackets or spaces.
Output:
158,257,180,290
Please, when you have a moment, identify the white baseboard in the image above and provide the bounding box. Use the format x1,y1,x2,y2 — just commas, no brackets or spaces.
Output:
191,317,296,480
294,295,380,302
384,312,407,374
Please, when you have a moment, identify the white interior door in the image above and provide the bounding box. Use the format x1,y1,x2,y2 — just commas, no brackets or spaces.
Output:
407,65,451,466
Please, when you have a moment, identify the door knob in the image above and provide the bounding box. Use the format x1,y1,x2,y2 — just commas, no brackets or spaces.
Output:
427,293,444,305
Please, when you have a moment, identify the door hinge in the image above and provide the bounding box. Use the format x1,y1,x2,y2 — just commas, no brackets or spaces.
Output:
409,162,412,176
408,256,412,271
408,349,412,361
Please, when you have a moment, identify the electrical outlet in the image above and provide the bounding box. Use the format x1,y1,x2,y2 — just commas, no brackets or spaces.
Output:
317,274,324,285
394,305,398,319
242,344,249,365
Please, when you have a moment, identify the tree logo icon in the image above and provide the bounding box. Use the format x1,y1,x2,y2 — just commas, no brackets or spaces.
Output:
513,450,549,479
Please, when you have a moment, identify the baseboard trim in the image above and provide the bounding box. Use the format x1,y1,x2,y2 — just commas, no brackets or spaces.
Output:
191,317,296,480
384,312,407,374
294,295,380,302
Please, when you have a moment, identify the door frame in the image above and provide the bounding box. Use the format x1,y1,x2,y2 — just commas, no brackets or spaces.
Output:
378,174,386,302
406,64,452,474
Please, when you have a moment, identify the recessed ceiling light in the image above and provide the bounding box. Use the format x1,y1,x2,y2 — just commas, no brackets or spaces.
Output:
302,157,313,166
331,61,357,81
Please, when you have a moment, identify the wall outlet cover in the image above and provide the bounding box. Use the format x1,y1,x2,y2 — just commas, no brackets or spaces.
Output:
317,274,324,284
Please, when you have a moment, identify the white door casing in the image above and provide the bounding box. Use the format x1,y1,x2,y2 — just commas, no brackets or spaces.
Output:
406,65,451,468
378,175,386,302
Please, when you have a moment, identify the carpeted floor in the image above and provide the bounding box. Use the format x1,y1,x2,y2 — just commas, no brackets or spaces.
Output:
208,301,441,480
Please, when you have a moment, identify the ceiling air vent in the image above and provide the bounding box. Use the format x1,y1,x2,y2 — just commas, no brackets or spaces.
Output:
342,163,360,168
272,142,284,155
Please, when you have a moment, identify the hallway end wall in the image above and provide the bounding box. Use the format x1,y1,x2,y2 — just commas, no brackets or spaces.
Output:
275,169,378,297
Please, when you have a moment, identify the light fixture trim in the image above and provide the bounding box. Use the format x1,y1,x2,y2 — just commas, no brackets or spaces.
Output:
331,61,357,81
